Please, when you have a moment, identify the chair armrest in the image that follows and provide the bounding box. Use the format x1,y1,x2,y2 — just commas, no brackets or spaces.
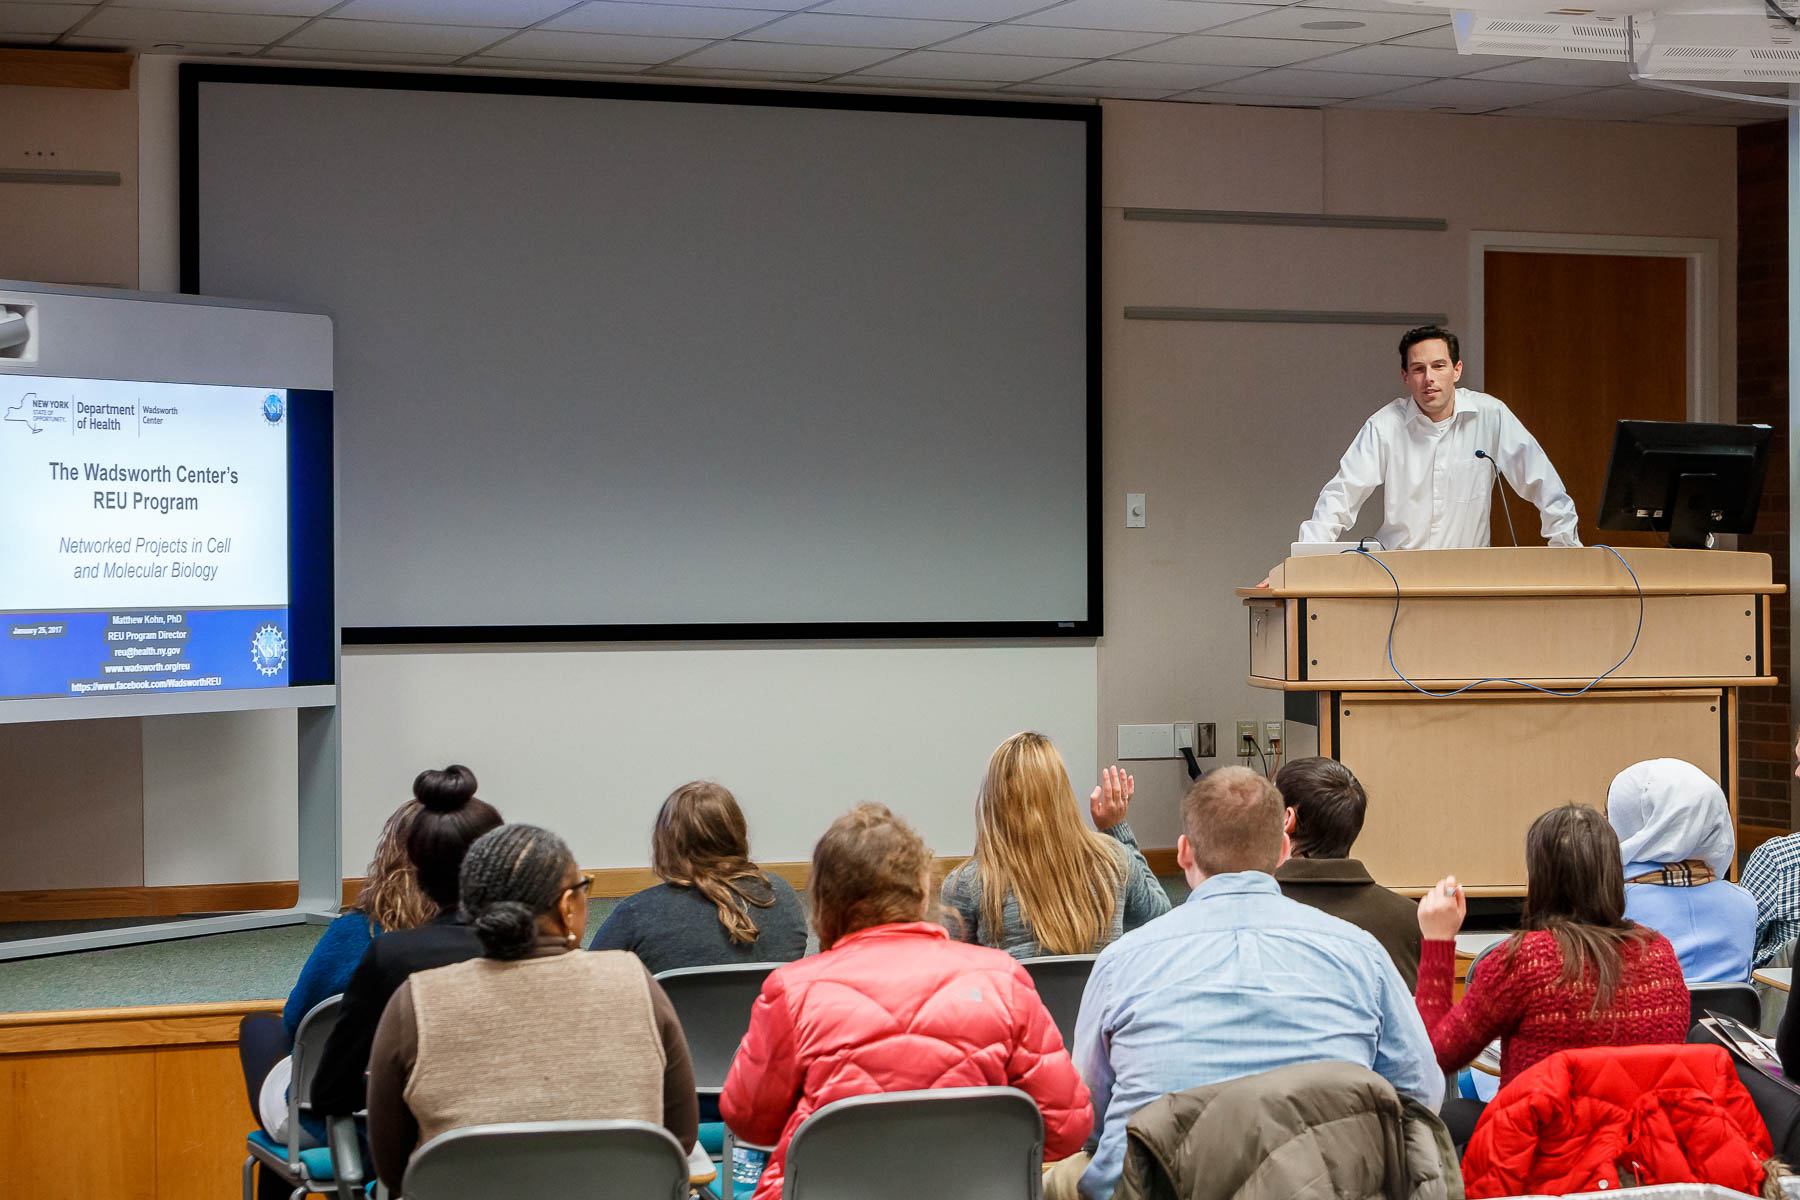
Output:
327,1114,366,1200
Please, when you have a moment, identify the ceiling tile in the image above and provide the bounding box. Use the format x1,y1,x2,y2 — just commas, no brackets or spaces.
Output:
280,18,513,53
1020,0,1276,34
327,0,569,23
1501,84,1725,119
817,0,1050,19
481,29,714,60
1171,90,1335,105
1466,58,1631,86
114,0,334,14
0,3,89,35
124,40,268,54
1359,77,1596,110
1299,42,1511,75
543,3,782,38
79,7,310,42
1385,23,1455,48
462,55,658,72
676,39,901,70
1123,32,1339,66
645,63,830,79
852,72,1013,87
1013,83,1178,97
1203,7,1444,41
852,48,1080,78
262,46,465,62
934,24,1169,56
740,13,980,47
1211,64,1427,95
1037,57,1253,87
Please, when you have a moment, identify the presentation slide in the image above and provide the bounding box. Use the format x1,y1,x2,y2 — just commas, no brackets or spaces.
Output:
1,376,291,700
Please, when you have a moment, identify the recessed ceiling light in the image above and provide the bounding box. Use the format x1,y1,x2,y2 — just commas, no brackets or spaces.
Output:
153,43,184,49
1301,19,1366,29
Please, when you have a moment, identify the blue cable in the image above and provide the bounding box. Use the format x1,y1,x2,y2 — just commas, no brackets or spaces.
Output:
1344,545,1644,698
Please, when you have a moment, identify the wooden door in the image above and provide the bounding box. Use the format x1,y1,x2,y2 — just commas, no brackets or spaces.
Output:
1482,251,1688,548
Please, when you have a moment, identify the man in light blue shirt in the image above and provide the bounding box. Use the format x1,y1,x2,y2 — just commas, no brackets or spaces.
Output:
1043,765,1443,1200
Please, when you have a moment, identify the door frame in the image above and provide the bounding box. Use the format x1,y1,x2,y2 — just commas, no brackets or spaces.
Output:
1464,231,1721,423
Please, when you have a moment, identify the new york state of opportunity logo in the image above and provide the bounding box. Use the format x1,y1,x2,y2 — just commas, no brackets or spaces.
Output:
251,623,289,677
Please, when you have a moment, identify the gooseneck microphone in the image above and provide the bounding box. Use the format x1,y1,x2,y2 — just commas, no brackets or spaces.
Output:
1475,450,1519,546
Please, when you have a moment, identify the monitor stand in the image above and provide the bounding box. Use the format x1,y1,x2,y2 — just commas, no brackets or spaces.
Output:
1667,471,1724,550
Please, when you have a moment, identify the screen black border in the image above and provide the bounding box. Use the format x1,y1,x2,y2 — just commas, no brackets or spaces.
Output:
180,63,1102,646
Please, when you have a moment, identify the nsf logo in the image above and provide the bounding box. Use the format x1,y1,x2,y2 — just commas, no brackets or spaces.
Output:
250,623,289,677
263,393,285,425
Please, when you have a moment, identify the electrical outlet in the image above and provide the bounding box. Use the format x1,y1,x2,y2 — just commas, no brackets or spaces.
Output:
1235,720,1258,757
1173,722,1195,751
1264,720,1283,750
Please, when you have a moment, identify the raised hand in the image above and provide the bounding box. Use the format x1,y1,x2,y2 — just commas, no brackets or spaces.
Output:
1089,765,1135,831
1416,875,1467,941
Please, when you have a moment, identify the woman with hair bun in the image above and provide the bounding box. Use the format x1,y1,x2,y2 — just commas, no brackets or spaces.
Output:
365,824,698,1196
590,781,807,972
309,765,504,1119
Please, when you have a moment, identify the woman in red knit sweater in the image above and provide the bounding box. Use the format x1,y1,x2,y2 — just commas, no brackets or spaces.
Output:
1417,804,1690,1134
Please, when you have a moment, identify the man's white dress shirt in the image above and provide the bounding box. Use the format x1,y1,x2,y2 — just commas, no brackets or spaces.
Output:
1298,387,1581,550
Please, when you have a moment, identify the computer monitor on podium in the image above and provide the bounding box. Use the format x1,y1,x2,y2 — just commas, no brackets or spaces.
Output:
1596,420,1771,549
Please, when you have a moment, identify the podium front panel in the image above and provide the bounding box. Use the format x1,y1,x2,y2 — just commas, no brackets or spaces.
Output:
1322,688,1729,892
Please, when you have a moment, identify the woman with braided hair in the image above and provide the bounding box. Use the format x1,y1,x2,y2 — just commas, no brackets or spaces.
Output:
365,823,698,1196
589,781,808,972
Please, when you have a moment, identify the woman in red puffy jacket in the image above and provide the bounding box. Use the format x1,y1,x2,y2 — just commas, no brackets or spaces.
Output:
720,803,1094,1200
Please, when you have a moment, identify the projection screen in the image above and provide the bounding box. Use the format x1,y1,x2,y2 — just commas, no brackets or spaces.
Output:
184,67,1098,641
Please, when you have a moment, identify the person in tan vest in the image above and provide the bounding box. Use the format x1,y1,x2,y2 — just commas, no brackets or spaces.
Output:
365,824,698,1196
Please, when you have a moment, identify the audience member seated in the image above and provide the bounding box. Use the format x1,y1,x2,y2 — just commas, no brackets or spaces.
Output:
1416,804,1690,1145
1742,729,1800,968
1044,766,1440,1200
310,765,502,1118
1607,758,1756,982
1272,756,1421,989
366,823,697,1196
720,803,1092,1200
588,780,807,972
285,800,436,1038
940,731,1169,958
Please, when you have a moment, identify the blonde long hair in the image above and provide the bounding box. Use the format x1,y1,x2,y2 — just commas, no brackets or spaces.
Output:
350,802,437,933
974,731,1125,955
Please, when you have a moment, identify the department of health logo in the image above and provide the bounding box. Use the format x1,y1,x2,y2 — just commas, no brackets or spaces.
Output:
262,393,285,425
250,623,289,677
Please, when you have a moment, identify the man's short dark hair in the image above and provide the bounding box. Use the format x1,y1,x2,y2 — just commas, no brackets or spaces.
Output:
1181,766,1284,877
1398,326,1460,368
1274,757,1367,860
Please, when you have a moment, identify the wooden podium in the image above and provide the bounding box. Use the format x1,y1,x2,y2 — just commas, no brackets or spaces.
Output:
1242,547,1781,896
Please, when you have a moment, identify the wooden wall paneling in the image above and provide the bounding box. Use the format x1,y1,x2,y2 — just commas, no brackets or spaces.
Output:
1,1048,159,1200
155,1044,255,1199
1483,251,1688,549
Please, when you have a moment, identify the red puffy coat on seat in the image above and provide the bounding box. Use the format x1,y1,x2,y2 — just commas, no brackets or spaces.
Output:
1463,1043,1773,1198
719,921,1093,1200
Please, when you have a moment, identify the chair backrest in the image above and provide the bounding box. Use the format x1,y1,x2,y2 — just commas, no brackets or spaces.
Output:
403,1120,689,1200
289,994,345,1112
653,963,782,1092
1688,981,1761,1029
782,1087,1044,1200
1019,955,1097,1051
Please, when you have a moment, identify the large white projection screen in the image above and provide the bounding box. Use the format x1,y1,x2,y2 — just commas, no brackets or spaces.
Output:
188,73,1095,637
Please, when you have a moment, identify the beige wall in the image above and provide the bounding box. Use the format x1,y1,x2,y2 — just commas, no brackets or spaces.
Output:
1094,101,1737,847
0,79,138,289
0,79,1741,891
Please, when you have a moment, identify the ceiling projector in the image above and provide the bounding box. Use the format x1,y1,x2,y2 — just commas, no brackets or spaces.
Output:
1381,0,1800,82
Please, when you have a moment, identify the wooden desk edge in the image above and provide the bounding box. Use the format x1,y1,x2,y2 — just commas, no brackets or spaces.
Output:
0,997,284,1054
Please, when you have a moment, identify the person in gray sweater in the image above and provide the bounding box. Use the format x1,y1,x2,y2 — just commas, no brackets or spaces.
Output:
589,781,808,973
941,732,1170,959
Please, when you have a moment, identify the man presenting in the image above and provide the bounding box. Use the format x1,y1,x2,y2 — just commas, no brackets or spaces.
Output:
1299,326,1580,549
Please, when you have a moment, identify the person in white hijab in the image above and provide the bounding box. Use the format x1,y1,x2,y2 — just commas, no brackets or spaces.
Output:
1607,758,1757,982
